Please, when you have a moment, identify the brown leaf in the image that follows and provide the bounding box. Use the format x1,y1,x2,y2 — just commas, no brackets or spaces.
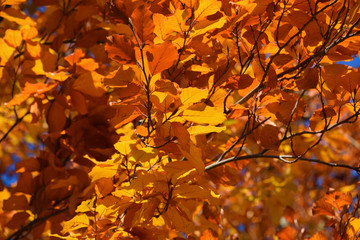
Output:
257,124,280,150
3,194,29,211
7,212,30,229
296,68,319,89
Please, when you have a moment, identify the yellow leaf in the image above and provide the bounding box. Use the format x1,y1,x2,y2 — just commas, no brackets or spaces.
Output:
180,87,208,108
62,214,90,233
0,38,15,65
112,187,136,198
114,140,137,155
153,13,174,41
347,218,360,237
165,9,187,33
182,103,226,125
89,161,118,182
188,125,226,135
192,18,226,37
190,64,213,74
195,0,222,21
151,91,174,112
49,233,78,240
130,147,157,162
75,199,95,213
174,185,211,199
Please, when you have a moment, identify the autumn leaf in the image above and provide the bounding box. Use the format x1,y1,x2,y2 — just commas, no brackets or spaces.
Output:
105,34,136,64
296,68,319,89
195,0,222,21
276,226,297,240
309,231,327,240
3,1,360,239
146,41,178,75
6,82,58,107
131,4,155,42
62,214,90,233
181,103,226,125
95,178,114,198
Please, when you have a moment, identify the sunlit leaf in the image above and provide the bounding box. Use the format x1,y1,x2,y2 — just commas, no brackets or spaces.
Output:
62,214,90,233
146,41,178,75
181,103,226,125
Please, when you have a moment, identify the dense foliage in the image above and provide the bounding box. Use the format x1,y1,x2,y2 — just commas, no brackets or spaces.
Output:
1,0,360,239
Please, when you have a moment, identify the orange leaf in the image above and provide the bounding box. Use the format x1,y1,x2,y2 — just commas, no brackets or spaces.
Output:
21,26,38,40
179,143,205,175
64,49,85,66
312,198,335,216
0,7,36,26
276,226,297,240
6,82,58,107
4,29,22,48
131,5,155,42
3,0,26,4
146,41,178,75
105,34,136,64
252,60,277,87
95,178,114,198
309,231,327,240
200,229,218,240
48,99,67,133
224,74,254,90
283,206,296,224
77,58,99,71
135,125,148,137
324,191,352,211
45,71,70,82
70,90,88,115
72,72,105,97
195,0,222,21
171,122,190,152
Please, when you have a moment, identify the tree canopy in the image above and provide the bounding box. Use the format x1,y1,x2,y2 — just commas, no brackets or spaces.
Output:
1,0,360,239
